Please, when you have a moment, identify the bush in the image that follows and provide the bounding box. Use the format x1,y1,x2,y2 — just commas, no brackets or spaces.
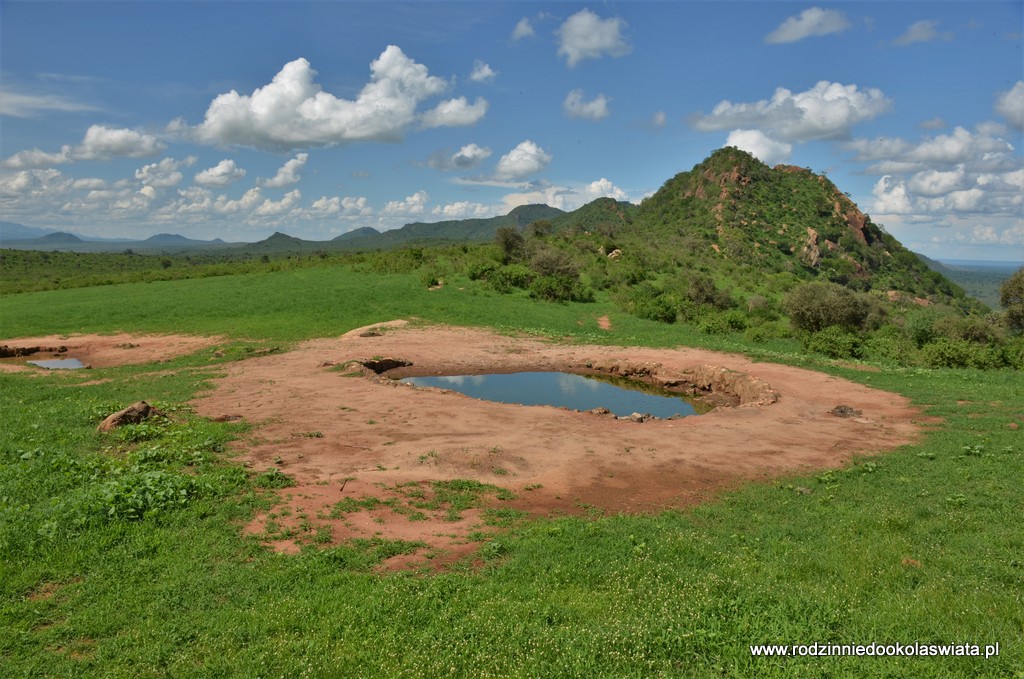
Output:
920,339,1006,369
1000,267,1024,332
688,274,733,310
803,326,862,359
529,247,578,279
495,227,526,264
932,315,1004,344
863,324,915,365
698,315,731,335
783,281,870,333
488,264,534,293
528,275,593,303
467,260,498,281
634,295,677,324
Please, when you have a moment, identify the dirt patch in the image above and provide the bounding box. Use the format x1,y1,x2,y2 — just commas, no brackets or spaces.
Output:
0,333,222,372
597,315,612,330
193,322,923,568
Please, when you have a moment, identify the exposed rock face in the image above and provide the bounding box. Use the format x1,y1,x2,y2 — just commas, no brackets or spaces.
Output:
582,359,779,407
97,401,166,432
799,227,821,268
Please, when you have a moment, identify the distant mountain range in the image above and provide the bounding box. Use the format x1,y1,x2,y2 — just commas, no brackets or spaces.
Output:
0,204,567,254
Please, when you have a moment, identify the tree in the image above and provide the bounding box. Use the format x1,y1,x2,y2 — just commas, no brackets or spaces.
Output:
525,220,553,239
1000,267,1024,333
495,226,525,264
783,281,870,333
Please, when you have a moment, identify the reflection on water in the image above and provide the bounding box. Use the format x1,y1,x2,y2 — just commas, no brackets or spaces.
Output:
401,371,706,418
27,358,86,370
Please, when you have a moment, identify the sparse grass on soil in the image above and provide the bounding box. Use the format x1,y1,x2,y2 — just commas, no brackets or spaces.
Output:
1,263,1021,677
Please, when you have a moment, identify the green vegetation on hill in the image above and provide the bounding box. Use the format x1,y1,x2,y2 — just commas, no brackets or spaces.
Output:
3,148,1021,371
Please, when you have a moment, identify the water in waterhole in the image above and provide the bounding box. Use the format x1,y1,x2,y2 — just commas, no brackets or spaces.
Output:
400,371,710,419
27,358,87,370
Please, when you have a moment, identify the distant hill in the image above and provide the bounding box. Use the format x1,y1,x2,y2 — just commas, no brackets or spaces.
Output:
623,146,969,306
143,233,225,246
550,197,637,234
35,232,84,244
0,221,55,242
333,227,381,241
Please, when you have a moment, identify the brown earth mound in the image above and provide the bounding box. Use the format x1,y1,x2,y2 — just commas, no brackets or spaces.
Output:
193,322,924,568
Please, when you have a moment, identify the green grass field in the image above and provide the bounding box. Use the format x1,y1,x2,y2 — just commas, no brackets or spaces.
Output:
1,263,1021,677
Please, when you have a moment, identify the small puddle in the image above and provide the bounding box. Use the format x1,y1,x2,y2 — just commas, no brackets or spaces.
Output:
26,358,87,370
401,372,710,418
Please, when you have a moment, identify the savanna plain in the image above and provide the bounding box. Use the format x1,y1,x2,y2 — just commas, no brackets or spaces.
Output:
1,249,1022,678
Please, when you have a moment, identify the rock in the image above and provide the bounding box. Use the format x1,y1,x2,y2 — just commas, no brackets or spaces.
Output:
211,350,225,358
97,401,166,432
359,330,383,337
589,407,611,416
830,405,862,418
361,358,412,374
628,412,652,423
799,227,821,268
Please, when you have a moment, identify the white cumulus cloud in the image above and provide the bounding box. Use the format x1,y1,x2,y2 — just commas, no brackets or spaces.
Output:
194,47,452,151
432,201,498,219
563,89,610,120
557,9,631,68
725,130,793,165
194,159,246,187
764,7,851,44
581,178,628,202
2,146,73,169
429,143,493,171
470,60,497,83
893,19,954,46
995,81,1024,130
74,125,165,160
692,81,892,142
135,156,195,188
254,189,301,216
872,176,913,214
494,140,552,181
259,153,308,188
512,17,535,40
383,190,429,216
421,96,488,128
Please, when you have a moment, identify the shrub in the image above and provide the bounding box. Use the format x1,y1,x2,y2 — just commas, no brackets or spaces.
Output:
495,226,526,264
529,247,578,279
528,275,593,303
803,326,862,359
488,264,534,293
467,260,498,281
698,315,731,335
920,339,1006,369
783,281,870,333
688,274,733,310
634,295,677,324
933,315,1004,344
863,324,916,365
1000,267,1024,332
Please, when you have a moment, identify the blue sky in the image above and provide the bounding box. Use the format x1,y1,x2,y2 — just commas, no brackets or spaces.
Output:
1,1,1021,261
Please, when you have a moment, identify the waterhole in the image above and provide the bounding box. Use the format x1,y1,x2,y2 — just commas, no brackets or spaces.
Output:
400,372,710,419
27,358,86,370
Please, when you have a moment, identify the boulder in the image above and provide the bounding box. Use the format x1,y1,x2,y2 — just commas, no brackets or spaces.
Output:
97,401,166,432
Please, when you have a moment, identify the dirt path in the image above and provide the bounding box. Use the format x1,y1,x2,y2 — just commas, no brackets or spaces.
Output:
193,321,924,568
